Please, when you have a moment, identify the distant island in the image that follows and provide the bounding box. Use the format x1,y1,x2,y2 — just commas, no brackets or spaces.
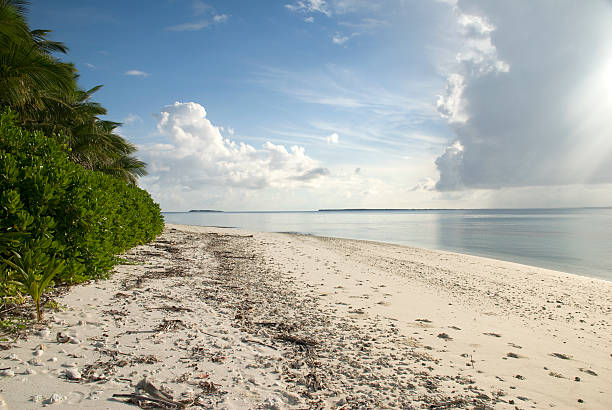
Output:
188,209,223,213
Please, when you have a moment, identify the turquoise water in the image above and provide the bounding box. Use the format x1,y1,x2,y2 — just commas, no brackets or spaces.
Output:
163,208,612,280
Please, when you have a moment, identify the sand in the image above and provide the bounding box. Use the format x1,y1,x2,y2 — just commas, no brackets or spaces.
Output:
0,223,610,409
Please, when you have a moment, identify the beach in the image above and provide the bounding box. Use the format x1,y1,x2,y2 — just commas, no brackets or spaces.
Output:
0,223,610,409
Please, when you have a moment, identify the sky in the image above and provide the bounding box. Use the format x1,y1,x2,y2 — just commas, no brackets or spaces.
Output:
29,0,612,211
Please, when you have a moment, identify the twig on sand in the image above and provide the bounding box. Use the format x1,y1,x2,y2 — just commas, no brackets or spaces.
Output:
111,393,185,409
124,330,157,335
241,337,278,350
152,305,193,313
201,330,222,338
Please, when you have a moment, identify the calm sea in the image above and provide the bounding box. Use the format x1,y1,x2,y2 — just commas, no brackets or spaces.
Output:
163,208,612,281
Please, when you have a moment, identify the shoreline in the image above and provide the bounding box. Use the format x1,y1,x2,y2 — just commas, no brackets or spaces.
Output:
0,223,610,408
267,230,612,285
162,212,612,282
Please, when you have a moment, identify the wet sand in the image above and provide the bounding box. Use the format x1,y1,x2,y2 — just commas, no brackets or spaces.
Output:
0,223,610,409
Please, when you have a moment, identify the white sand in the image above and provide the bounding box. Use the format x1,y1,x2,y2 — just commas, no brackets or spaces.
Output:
0,223,610,409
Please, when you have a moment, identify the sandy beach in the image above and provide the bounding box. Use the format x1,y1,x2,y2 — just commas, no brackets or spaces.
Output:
0,223,610,409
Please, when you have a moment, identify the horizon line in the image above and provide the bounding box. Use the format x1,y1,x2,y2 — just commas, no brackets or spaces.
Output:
162,206,612,213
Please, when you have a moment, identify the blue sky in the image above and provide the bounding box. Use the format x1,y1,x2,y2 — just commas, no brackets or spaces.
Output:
29,0,612,211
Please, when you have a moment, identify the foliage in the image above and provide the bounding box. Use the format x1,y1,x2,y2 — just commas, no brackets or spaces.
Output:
0,0,147,184
0,230,28,298
0,2,164,321
0,113,164,288
3,247,64,321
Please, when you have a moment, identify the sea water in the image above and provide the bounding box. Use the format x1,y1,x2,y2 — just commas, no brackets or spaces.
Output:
163,208,612,280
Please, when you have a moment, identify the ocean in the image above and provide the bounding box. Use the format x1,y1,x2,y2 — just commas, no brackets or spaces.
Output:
163,208,612,280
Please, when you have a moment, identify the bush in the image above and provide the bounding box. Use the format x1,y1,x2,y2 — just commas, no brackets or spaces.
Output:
0,111,163,285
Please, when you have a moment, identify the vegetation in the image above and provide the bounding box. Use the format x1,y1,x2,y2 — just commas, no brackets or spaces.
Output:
0,1,164,322
3,249,65,321
0,0,146,183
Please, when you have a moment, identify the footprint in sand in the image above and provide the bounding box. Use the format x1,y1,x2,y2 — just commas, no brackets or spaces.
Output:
506,352,524,359
66,391,85,404
578,368,598,376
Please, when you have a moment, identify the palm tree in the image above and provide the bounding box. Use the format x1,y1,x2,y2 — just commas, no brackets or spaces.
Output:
70,116,148,184
30,85,148,184
0,0,29,48
0,1,75,117
0,0,148,184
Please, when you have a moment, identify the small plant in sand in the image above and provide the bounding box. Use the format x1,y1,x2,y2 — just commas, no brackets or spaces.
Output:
3,246,65,321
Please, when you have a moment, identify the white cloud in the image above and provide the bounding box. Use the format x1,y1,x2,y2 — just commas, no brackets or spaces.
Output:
122,113,143,125
304,16,315,23
135,105,476,210
434,0,612,191
434,141,464,190
166,9,228,32
213,14,228,23
125,70,149,77
326,132,339,144
332,34,349,45
140,102,329,193
455,12,509,76
410,177,437,192
286,0,382,16
166,21,210,31
436,9,508,125
436,73,467,123
85,63,96,69
285,0,331,16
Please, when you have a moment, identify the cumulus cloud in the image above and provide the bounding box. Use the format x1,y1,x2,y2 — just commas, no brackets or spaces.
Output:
326,132,339,144
436,74,467,124
435,0,612,191
140,102,329,193
434,141,464,190
125,69,149,77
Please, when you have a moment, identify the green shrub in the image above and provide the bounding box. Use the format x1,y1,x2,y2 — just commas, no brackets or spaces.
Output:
0,111,163,286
